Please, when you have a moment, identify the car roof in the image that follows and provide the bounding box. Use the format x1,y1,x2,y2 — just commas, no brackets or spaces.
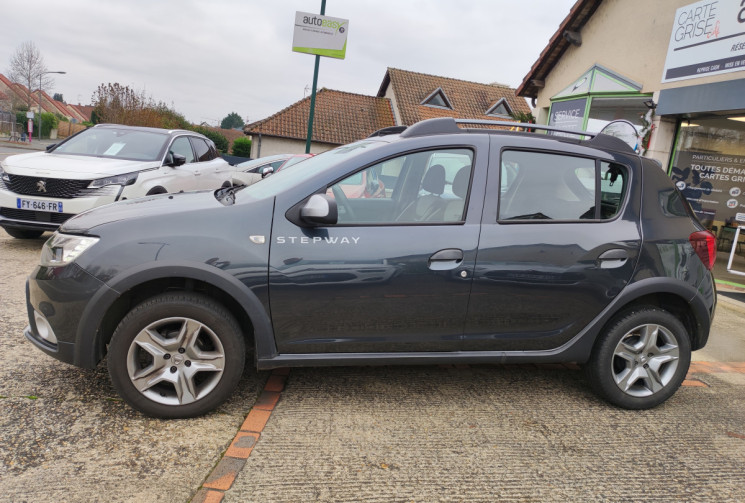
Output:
92,124,204,139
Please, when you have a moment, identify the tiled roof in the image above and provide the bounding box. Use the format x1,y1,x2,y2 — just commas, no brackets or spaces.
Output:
378,68,531,126
69,104,94,122
517,0,601,98
245,89,395,145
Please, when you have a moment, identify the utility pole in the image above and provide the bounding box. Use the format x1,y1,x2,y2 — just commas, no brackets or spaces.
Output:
305,0,327,154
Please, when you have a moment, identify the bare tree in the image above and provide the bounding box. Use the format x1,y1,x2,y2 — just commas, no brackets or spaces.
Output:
7,41,52,108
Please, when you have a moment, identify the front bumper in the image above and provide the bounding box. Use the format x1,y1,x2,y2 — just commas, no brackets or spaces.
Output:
0,188,118,232
25,262,111,367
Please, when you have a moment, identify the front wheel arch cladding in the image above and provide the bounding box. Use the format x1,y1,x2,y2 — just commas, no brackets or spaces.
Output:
74,262,276,368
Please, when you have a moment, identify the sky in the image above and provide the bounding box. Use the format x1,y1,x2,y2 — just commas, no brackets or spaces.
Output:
1,0,577,126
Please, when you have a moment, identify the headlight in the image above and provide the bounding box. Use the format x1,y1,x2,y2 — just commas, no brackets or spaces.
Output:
88,171,138,188
0,162,9,182
40,233,100,267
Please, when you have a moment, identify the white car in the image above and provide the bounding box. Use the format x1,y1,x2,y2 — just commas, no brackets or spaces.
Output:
0,124,234,238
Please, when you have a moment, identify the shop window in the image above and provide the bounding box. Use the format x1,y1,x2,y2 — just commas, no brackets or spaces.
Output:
669,116,745,227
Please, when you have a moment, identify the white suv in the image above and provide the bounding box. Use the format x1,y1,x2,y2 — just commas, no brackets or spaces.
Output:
0,124,234,238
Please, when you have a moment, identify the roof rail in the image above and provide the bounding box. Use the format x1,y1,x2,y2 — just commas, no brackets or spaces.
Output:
368,125,407,137
400,117,598,139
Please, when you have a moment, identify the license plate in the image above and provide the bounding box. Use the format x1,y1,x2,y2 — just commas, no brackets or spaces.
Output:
17,198,64,212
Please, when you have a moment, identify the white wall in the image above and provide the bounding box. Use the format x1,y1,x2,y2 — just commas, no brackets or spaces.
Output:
251,136,337,159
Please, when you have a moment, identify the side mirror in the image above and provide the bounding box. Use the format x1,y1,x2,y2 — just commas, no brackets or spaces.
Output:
45,144,56,152
261,166,274,178
300,194,338,226
165,153,187,167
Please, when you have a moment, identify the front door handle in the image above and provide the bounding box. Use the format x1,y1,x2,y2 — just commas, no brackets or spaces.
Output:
429,248,463,270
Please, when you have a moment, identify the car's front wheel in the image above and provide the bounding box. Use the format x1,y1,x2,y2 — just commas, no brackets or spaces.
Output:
586,307,691,409
107,293,245,418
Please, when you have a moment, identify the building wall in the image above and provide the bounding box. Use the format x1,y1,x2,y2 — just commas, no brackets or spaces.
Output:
537,0,745,111
383,84,403,126
534,0,745,167
250,136,337,159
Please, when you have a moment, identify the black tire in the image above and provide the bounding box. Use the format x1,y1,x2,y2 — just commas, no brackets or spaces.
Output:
4,228,44,239
585,307,691,409
107,293,245,418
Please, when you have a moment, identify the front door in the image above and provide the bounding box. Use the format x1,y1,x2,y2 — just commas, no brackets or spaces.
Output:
268,146,485,354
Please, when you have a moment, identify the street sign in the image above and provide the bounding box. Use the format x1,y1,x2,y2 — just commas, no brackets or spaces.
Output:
26,111,35,119
292,11,349,60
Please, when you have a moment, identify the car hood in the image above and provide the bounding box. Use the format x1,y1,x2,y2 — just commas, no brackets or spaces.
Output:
61,190,222,233
2,152,159,179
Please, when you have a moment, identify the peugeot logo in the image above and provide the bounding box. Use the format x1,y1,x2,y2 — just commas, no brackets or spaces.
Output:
36,180,47,193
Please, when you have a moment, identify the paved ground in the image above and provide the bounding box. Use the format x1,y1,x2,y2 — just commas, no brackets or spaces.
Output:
0,228,743,502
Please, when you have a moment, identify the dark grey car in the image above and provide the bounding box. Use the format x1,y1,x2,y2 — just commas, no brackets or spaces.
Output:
24,118,717,418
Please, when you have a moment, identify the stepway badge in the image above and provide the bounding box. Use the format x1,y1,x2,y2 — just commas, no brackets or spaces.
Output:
292,11,349,60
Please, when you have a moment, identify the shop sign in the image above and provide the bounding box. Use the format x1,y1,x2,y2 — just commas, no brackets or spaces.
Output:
671,150,745,222
548,98,586,135
662,0,745,82
292,12,349,60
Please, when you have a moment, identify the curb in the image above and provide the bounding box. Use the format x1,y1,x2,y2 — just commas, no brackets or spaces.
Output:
190,367,290,503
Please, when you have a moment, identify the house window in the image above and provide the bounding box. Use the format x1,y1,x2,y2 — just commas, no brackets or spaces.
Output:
421,88,453,109
486,98,513,118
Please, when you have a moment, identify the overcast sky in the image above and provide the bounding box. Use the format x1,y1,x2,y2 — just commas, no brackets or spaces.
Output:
1,0,576,125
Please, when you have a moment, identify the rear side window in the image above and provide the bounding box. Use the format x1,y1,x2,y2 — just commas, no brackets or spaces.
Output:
498,151,627,221
191,137,213,162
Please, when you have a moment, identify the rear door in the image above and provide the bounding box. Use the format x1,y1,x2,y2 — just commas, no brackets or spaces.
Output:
462,137,641,351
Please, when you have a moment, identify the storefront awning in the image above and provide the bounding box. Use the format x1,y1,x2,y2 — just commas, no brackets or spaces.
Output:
657,79,745,116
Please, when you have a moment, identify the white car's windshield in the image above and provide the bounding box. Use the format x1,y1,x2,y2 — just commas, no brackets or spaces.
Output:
53,128,168,162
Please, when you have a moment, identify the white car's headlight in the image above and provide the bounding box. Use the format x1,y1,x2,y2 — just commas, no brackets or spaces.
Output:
0,162,9,182
40,233,100,267
88,171,138,188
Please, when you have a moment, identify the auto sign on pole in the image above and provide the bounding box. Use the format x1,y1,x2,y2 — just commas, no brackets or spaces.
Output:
292,3,349,153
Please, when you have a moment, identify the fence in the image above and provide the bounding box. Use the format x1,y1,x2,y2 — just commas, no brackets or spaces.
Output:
57,121,87,138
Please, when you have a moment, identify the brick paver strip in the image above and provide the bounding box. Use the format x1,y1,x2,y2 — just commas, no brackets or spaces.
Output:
682,379,708,387
225,432,259,459
202,457,246,491
191,369,288,502
191,488,224,503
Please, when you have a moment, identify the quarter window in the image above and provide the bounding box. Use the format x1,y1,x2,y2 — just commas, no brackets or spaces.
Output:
498,151,627,221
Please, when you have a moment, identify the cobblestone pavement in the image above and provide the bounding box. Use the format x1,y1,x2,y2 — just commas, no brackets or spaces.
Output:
0,228,743,503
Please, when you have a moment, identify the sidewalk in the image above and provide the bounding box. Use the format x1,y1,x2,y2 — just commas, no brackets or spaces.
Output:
0,137,58,152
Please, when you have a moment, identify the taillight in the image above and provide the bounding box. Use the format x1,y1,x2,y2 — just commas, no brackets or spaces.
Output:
689,230,716,270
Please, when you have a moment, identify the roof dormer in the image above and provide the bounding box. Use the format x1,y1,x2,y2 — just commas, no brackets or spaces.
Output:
486,98,513,118
421,88,453,109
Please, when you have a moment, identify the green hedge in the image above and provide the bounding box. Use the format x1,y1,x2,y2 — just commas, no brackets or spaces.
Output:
231,137,252,157
14,111,59,138
189,125,229,153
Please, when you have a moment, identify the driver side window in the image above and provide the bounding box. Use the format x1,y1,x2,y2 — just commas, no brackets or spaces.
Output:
169,137,195,164
328,148,473,225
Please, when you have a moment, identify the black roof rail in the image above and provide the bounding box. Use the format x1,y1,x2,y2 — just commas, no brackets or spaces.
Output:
399,117,599,139
368,125,407,137
398,117,638,154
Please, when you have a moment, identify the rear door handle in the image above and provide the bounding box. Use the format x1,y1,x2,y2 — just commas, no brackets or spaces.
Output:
598,249,629,269
429,248,463,271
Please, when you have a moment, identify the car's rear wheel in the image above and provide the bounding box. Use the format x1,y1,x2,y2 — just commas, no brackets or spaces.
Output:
586,307,691,409
3,228,44,239
107,293,245,418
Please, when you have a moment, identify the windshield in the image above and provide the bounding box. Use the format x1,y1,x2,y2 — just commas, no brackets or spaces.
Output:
240,140,385,199
52,128,169,161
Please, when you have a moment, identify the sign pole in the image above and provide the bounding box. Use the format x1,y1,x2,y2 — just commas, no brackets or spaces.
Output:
305,0,326,154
